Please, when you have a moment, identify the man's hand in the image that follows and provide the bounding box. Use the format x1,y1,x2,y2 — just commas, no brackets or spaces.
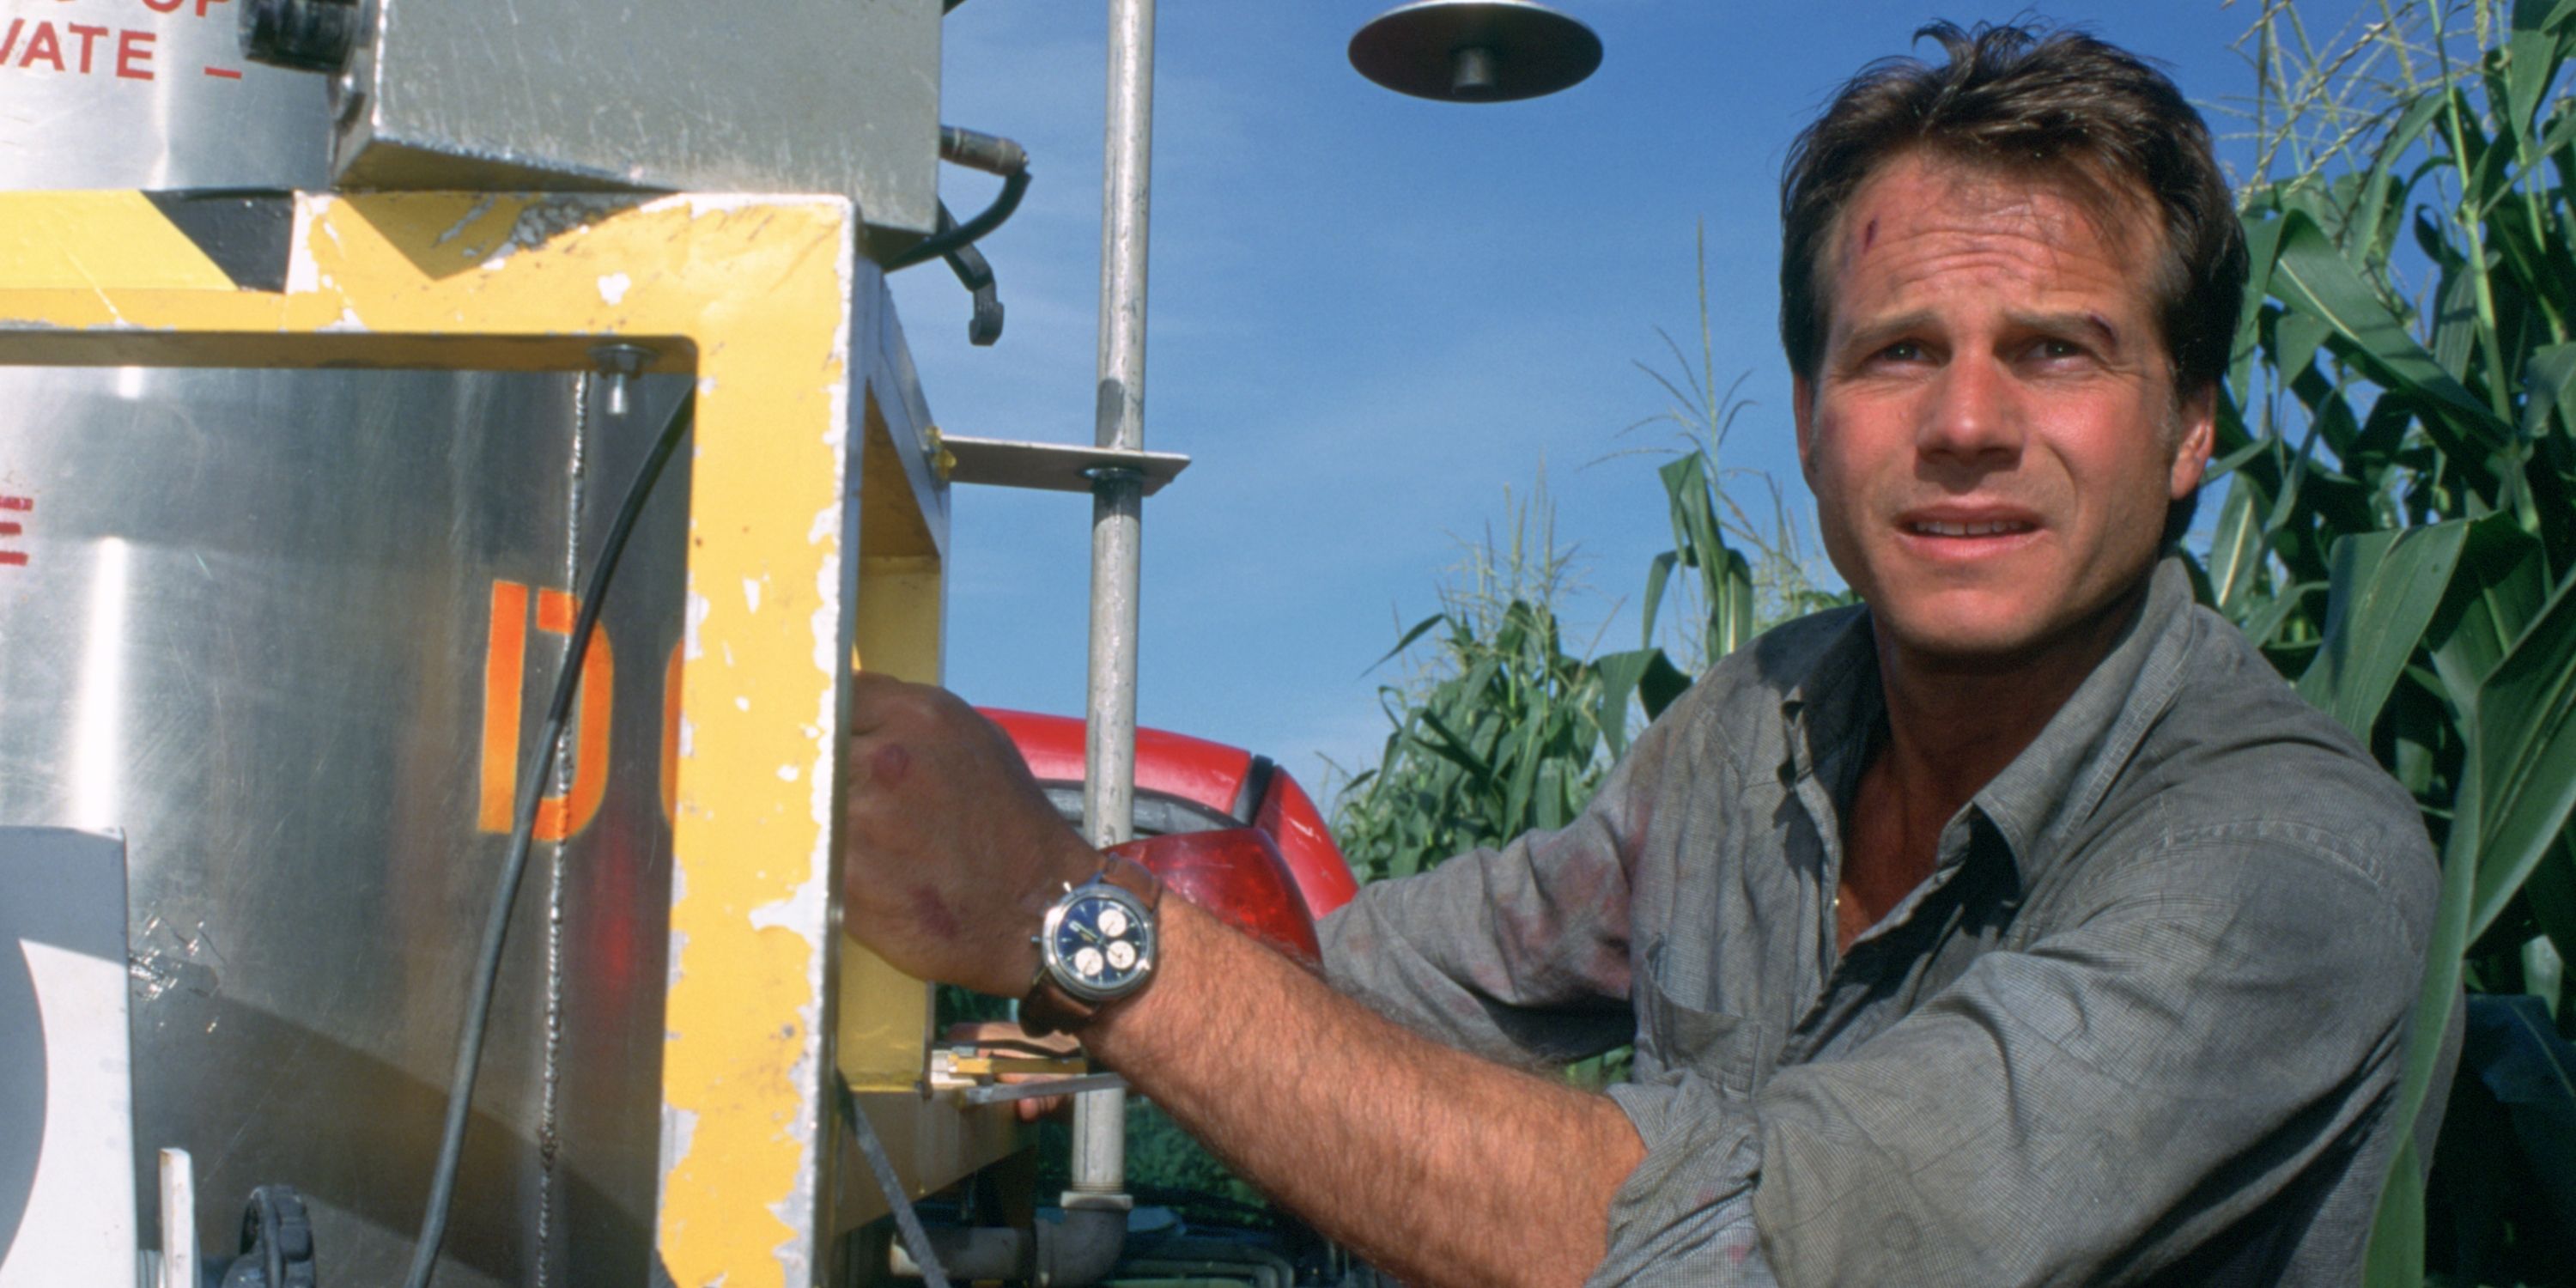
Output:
840,672,1099,998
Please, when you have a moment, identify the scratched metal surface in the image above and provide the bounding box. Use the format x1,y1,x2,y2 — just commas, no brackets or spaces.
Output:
336,0,945,235
0,23,691,1278
0,0,331,191
0,364,690,1285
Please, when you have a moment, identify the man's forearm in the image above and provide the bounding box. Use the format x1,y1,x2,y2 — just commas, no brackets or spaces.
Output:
1085,896,1646,1288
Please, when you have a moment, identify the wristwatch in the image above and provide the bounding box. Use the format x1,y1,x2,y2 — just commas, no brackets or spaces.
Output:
1021,854,1164,1037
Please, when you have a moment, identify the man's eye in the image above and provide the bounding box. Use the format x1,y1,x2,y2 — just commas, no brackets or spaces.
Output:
2033,338,2087,361
1878,341,1924,361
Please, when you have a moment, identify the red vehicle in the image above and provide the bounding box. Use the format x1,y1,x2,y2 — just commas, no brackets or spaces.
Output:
983,708,1358,964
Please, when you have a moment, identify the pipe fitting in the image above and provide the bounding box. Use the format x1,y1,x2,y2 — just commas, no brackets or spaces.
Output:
1037,1197,1129,1286
240,0,363,73
886,1200,1131,1287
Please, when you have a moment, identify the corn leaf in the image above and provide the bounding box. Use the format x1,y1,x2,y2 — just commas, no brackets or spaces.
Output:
2300,521,2471,739
2268,210,2513,449
2461,993,2576,1234
2506,0,2576,157
2363,1139,2427,1288
2468,568,2576,939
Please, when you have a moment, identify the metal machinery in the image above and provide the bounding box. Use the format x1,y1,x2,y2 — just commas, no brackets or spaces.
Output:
0,0,1180,1282
0,0,1606,1281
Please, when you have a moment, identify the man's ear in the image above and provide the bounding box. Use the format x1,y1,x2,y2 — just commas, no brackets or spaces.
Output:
1793,374,1817,482
2170,381,2217,499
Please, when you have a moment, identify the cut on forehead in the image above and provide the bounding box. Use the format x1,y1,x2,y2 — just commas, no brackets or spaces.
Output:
1818,148,2167,303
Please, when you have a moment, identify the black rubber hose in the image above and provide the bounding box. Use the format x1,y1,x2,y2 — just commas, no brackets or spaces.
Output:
883,168,1030,272
401,388,695,1288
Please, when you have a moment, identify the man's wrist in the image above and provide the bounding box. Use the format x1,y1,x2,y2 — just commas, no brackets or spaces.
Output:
1021,852,1165,1036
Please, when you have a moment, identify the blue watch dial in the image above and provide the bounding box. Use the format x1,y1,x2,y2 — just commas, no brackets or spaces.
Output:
1042,884,1154,1001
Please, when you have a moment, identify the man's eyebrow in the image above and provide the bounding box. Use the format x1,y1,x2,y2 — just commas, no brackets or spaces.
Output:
2009,310,2123,349
1834,310,1937,356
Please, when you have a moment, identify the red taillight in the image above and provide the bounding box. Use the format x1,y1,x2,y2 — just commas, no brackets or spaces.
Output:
1110,828,1321,970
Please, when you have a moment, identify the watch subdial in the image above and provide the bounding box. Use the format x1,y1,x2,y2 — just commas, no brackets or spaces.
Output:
1072,945,1107,979
1107,939,1138,971
1097,906,1131,939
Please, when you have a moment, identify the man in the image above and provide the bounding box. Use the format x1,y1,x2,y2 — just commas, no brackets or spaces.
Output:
840,22,2442,1287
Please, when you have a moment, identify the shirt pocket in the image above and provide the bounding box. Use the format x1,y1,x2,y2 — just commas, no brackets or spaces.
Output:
1636,975,1766,1101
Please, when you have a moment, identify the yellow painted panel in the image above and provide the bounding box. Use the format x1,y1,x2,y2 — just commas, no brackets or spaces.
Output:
0,188,1035,1286
0,191,234,292
841,556,944,1093
0,191,866,1288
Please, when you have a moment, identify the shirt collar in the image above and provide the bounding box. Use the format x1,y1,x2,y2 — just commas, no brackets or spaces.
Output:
1779,558,2199,885
1970,559,2197,881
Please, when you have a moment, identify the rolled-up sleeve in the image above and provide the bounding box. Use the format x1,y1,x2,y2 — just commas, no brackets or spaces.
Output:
1589,824,2432,1286
1317,732,1667,1067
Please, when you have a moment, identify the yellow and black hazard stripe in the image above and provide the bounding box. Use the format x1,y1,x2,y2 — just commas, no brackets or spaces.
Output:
0,189,293,292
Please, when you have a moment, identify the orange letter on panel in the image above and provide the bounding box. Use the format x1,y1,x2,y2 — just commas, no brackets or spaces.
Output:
476,579,617,841
478,580,530,833
532,588,615,841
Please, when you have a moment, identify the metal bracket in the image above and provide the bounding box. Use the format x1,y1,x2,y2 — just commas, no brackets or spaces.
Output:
931,431,1188,497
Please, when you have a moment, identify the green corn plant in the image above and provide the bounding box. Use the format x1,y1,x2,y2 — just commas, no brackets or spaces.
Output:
1331,489,1630,885
2219,1,2576,1280
1623,224,1851,680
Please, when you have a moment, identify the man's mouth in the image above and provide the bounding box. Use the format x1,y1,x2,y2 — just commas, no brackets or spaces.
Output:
1905,519,2035,537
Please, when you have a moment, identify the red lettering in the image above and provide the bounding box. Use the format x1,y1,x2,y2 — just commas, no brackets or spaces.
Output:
196,0,232,16
66,24,106,74
20,22,64,72
0,20,21,66
141,0,185,13
115,27,151,80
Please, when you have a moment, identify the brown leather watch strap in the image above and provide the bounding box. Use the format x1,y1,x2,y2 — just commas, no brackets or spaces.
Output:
1021,854,1164,1038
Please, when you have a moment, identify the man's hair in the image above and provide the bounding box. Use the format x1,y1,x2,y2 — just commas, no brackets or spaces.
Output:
1777,21,2246,547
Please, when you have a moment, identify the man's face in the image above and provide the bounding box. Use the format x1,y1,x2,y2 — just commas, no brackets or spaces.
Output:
1795,153,2213,670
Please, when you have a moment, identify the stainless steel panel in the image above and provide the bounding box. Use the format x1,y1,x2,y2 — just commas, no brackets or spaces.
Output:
0,827,136,1287
338,0,944,234
0,0,329,190
0,364,690,1285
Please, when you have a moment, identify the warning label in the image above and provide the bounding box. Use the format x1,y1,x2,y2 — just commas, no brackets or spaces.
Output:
1,0,239,84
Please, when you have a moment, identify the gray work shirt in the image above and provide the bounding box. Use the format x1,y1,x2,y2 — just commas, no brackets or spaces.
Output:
1319,561,2442,1285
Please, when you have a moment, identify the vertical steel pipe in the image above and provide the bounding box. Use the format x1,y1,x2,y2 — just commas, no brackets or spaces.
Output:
1077,0,1157,1199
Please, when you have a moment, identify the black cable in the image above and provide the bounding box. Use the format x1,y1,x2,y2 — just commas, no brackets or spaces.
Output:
883,168,1030,271
401,387,696,1288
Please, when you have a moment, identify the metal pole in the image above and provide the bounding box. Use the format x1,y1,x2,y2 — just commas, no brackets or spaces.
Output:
1075,0,1156,1200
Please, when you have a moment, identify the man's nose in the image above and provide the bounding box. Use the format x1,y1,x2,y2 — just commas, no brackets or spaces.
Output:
1916,357,2025,465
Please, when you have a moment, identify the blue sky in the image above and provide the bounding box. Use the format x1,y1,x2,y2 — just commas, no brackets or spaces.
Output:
890,1,2342,799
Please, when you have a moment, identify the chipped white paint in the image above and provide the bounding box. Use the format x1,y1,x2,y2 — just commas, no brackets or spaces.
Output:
746,867,827,936
811,566,839,678
734,696,750,713
324,306,368,332
656,1102,701,1221
677,714,694,761
697,375,720,396
775,765,799,782
742,576,761,614
283,195,321,295
683,591,711,661
598,271,634,305
434,195,501,251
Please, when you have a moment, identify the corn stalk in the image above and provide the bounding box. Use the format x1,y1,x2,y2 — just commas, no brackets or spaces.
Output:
2220,1,2576,1279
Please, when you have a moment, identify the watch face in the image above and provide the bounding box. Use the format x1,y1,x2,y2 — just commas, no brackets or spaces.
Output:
1042,884,1154,1002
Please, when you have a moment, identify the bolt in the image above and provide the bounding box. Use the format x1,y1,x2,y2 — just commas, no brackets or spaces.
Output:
240,0,363,74
590,343,655,419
